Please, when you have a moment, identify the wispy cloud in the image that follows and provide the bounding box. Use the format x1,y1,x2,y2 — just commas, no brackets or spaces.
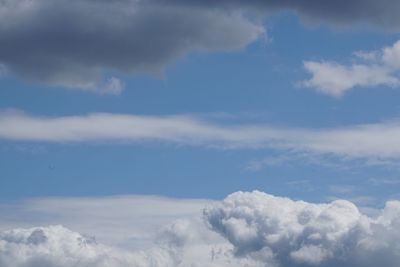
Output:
3,111,400,160
368,177,400,186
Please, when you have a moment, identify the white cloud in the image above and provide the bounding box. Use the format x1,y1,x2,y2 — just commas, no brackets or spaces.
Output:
0,195,211,249
0,225,179,267
1,192,400,266
302,40,400,96
205,191,400,267
0,195,273,267
4,110,400,160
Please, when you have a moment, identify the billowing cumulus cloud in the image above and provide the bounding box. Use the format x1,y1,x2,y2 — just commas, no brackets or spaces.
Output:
1,192,400,266
0,195,264,267
302,39,400,96
0,220,263,267
205,191,400,267
0,0,263,94
0,225,179,267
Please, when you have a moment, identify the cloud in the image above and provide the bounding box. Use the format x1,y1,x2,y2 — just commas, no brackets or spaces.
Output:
0,195,211,249
3,0,400,94
0,195,270,267
1,192,400,266
165,0,400,30
302,40,400,96
0,225,179,267
205,190,400,267
0,0,263,93
4,110,400,159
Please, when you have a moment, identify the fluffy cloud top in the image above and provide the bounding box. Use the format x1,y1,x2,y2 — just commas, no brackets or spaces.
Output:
303,40,400,96
0,0,263,93
1,192,400,267
205,191,400,267
0,225,178,267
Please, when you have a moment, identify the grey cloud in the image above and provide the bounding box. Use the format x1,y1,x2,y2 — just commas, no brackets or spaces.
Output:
2,0,399,94
0,0,263,93
163,0,400,29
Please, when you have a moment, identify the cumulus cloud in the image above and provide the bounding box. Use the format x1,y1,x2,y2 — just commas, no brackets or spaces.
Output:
302,40,400,96
205,190,400,267
0,0,263,93
4,110,400,159
0,195,269,267
1,192,400,267
0,225,179,267
0,195,211,249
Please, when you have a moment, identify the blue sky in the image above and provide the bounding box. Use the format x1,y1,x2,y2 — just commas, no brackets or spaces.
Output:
2,2,400,266
1,12,400,205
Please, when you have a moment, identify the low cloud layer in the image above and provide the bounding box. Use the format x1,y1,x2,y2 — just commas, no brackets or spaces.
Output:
0,0,262,93
303,39,400,96
0,225,178,267
0,195,211,249
0,195,265,267
3,110,400,159
1,192,400,266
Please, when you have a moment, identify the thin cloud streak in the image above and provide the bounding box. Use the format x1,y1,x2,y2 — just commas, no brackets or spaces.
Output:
2,111,400,159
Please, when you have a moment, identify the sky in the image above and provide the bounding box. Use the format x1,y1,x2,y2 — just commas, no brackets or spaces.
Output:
1,1,400,266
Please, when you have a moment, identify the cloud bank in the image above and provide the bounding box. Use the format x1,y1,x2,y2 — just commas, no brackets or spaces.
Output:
0,225,178,267
1,192,400,266
0,0,263,93
303,39,400,96
3,111,400,159
0,195,211,249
